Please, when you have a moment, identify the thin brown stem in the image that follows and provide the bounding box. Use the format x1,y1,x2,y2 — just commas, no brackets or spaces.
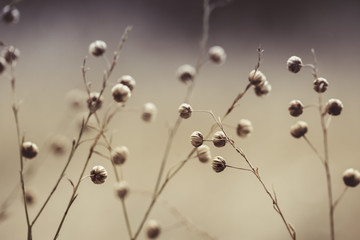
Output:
333,187,348,209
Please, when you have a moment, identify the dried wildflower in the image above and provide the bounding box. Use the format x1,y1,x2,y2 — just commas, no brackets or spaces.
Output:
49,135,68,156
290,121,308,138
146,219,161,239
254,81,271,96
212,131,226,147
342,168,360,187
21,141,39,159
313,77,329,93
287,56,302,73
118,75,136,92
89,40,107,57
0,57,5,74
90,166,107,184
87,92,103,111
288,100,304,117
114,181,130,199
4,46,20,64
111,83,131,103
208,46,226,65
212,156,226,173
178,103,193,119
2,5,20,24
111,146,129,165
326,98,343,116
176,64,196,84
248,69,266,86
190,131,203,147
236,119,253,137
142,102,157,122
24,189,36,206
196,145,211,163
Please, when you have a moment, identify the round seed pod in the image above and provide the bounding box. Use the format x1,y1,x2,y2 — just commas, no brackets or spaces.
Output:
111,83,131,103
87,92,103,112
287,56,302,73
288,100,304,117
21,141,39,159
236,119,253,137
326,98,343,116
49,135,68,156
90,166,107,184
0,57,6,74
254,80,271,96
142,102,157,122
212,131,226,147
196,145,211,163
114,181,130,199
313,77,329,93
290,121,308,138
88,40,107,57
248,69,266,86
212,156,226,173
178,103,193,119
342,168,360,187
176,64,196,84
146,219,161,239
111,146,129,165
118,75,136,92
208,46,226,65
2,5,20,24
4,46,20,64
24,189,36,206
190,131,203,147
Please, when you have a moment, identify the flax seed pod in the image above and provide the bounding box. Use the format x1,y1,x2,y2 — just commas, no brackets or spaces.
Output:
196,145,211,163
0,57,6,74
178,103,193,119
111,83,131,103
313,77,329,93
90,166,107,184
118,75,136,92
254,80,272,96
248,69,266,86
208,46,226,65
2,5,20,24
21,141,39,159
236,119,253,137
146,219,161,239
4,46,20,64
288,100,304,117
290,121,308,138
342,168,360,187
212,156,226,173
142,102,157,122
114,181,130,199
111,146,129,165
326,98,343,116
287,56,302,73
212,131,226,147
190,131,203,147
89,40,107,57
176,64,196,84
87,92,103,111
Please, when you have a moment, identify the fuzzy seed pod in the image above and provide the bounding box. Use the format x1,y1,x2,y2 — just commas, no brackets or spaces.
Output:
288,100,304,117
142,102,157,122
118,75,136,92
236,119,253,137
4,46,20,64
254,81,272,96
176,64,196,84
212,131,226,147
287,56,302,73
0,57,5,74
146,219,161,239
87,92,103,111
342,168,360,187
90,166,107,184
178,103,193,119
111,146,129,165
89,40,107,57
208,46,226,65
326,98,343,116
290,121,308,138
248,69,266,86
212,156,226,173
24,189,36,206
21,142,39,159
111,83,131,103
2,5,20,24
190,131,203,147
313,77,329,93
49,135,68,156
114,181,130,199
196,145,211,163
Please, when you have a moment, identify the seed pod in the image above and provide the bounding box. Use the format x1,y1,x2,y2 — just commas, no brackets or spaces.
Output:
146,219,161,239
342,168,360,187
313,77,329,93
90,166,107,184
288,100,304,117
111,146,129,165
142,102,157,122
24,189,36,206
196,145,211,163
89,40,107,57
236,119,253,137
178,103,193,119
2,5,20,24
176,64,196,84
287,56,302,73
190,131,203,147
0,57,6,74
21,142,39,159
4,46,20,64
248,69,266,86
87,92,103,111
111,83,131,103
212,131,226,147
212,156,226,173
326,98,343,116
290,121,308,138
118,75,136,92
114,181,130,199
254,81,271,96
208,46,226,65
49,135,68,156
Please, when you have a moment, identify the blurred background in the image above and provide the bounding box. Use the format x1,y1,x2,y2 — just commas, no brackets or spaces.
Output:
1,0,360,239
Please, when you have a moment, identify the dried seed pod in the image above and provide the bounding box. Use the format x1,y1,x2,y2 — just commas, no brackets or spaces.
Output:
90,166,108,184
24,189,36,206
178,103,193,119
313,77,329,93
343,168,360,187
290,121,308,138
248,69,266,86
236,119,253,137
4,46,20,64
254,80,271,96
89,40,107,57
114,181,130,199
208,46,226,65
87,92,103,111
111,146,129,165
176,64,196,84
287,56,302,73
190,131,203,147
288,100,304,117
2,5,20,24
196,145,211,163
0,57,6,74
212,156,226,173
326,98,343,116
146,219,161,239
212,131,226,147
21,142,39,159
118,75,136,92
111,83,131,103
142,102,157,122
49,135,68,156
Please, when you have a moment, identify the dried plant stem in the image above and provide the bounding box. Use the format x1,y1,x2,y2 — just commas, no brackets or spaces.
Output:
333,187,348,209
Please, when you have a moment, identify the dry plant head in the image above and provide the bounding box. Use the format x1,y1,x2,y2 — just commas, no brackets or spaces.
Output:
236,119,253,137
196,145,211,163
190,131,204,147
208,45,226,65
87,92,103,112
114,181,130,199
142,102,157,122
146,219,161,239
313,77,329,93
111,83,131,103
287,56,302,73
248,69,266,86
21,141,39,159
1,5,20,24
288,100,304,117
326,98,343,116
176,64,196,84
90,166,108,184
111,146,129,165
342,168,360,187
178,103,193,119
212,131,226,147
212,156,226,173
290,121,308,138
118,75,136,92
88,40,107,57
254,80,272,96
3,45,20,65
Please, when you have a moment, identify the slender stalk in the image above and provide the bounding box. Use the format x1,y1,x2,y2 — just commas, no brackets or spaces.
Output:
333,187,348,209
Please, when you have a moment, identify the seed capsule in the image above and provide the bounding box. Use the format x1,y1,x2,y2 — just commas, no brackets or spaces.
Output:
212,131,226,147
118,75,136,92
4,46,20,65
248,69,266,86
342,168,360,187
142,103,157,122
287,56,302,73
2,5,20,24
196,145,211,163
0,57,6,74
208,46,226,65
313,77,329,93
290,121,308,138
212,156,226,173
236,119,253,137
114,181,130,199
90,166,107,184
111,146,129,165
87,92,103,111
254,81,271,96
190,131,203,147
326,98,343,116
21,142,39,159
111,83,131,103
146,219,161,239
176,64,196,84
89,40,107,57
178,103,193,119
288,100,304,117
